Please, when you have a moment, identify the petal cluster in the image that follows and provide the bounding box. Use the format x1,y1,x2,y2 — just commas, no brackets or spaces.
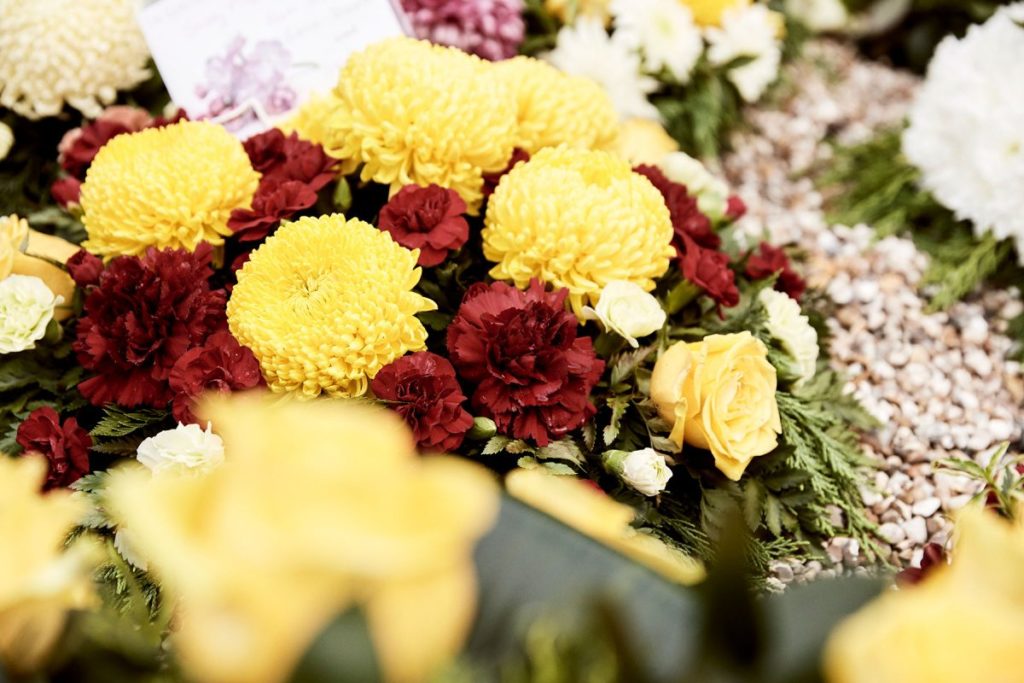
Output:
227,214,436,398
401,0,526,60
483,146,675,316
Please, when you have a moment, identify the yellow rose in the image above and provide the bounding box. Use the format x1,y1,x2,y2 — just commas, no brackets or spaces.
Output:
613,118,679,166
824,505,1024,683
649,332,781,480
678,0,752,26
0,214,78,321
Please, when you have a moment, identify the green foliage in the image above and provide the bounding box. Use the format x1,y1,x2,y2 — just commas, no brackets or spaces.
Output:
938,443,1022,519
654,59,746,159
90,406,170,439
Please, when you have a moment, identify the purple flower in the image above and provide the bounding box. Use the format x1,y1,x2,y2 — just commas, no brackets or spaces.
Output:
401,0,525,61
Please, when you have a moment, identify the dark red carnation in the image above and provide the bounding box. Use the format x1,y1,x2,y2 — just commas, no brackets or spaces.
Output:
74,243,227,408
447,279,604,446
483,148,530,198
896,543,946,586
680,234,739,311
65,249,104,288
242,129,338,192
633,164,720,250
51,177,82,208
378,184,469,267
16,407,91,490
168,331,264,424
745,242,806,301
370,351,474,452
726,195,747,220
228,180,319,242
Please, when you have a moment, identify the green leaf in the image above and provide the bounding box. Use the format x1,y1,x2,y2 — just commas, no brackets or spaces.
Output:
482,435,511,456
536,439,585,467
90,406,169,438
603,395,630,446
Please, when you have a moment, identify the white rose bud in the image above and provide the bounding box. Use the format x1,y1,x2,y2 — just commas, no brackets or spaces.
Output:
0,274,63,354
759,288,819,387
604,448,673,497
659,151,730,219
136,422,225,475
585,280,666,348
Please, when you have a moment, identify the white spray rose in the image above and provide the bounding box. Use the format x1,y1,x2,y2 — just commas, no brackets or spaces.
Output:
136,422,225,475
0,274,62,354
784,0,848,32
659,151,730,219
606,448,673,496
759,288,819,386
585,280,666,347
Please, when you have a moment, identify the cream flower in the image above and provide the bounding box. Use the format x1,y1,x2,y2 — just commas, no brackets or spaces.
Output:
605,448,674,496
902,5,1024,263
759,288,818,386
784,0,848,32
705,4,783,103
0,275,63,355
0,121,12,161
611,0,704,83
0,0,150,119
546,17,662,121
136,423,226,475
659,151,730,218
614,118,679,165
584,280,667,347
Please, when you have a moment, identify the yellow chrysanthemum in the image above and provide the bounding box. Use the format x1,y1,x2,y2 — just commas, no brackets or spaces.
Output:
613,118,680,165
483,146,675,316
678,0,751,26
281,92,342,149
80,121,260,259
0,0,150,119
319,37,517,214
493,56,619,154
227,214,436,398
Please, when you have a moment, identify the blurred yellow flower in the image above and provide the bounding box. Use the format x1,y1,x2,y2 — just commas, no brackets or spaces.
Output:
650,332,781,480
80,121,260,259
545,0,613,23
613,118,680,166
227,214,435,398
483,146,675,317
678,0,751,26
0,457,98,675
0,214,77,320
506,468,704,585
105,393,498,683
824,505,1024,683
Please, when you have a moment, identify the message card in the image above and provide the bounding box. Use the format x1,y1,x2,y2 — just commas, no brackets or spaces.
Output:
138,0,408,137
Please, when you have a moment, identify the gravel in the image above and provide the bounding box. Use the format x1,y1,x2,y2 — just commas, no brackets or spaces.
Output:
721,41,1024,583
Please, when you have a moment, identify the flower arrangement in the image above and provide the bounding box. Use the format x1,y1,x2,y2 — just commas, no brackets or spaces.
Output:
522,0,790,157
822,4,1024,352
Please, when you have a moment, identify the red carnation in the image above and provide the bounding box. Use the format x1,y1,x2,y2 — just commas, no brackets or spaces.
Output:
378,184,469,267
483,148,530,198
745,242,806,301
633,164,720,250
74,244,227,408
680,234,739,311
16,407,91,490
896,543,946,586
370,352,474,453
58,106,154,178
51,176,82,208
726,195,747,220
66,249,104,288
447,280,604,446
228,180,319,242
242,129,337,192
168,331,264,424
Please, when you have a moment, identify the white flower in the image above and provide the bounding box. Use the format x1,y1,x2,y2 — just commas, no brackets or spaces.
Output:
0,275,62,354
659,151,730,218
705,5,783,103
902,5,1024,264
609,448,673,496
584,280,666,347
0,0,150,119
546,17,662,120
784,0,848,32
759,288,818,386
136,423,225,475
0,121,12,161
611,0,703,83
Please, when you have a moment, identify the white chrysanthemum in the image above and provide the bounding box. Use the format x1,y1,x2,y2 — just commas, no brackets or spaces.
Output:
759,288,818,386
0,0,150,119
902,5,1024,263
705,4,783,102
136,423,225,476
611,0,703,83
0,121,12,160
546,17,661,120
0,274,62,354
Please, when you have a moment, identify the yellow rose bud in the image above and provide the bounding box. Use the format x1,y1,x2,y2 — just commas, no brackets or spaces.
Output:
650,331,781,480
1,215,78,321
678,0,751,26
614,118,679,166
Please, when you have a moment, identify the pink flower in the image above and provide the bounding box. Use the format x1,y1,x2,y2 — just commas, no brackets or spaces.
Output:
401,0,525,61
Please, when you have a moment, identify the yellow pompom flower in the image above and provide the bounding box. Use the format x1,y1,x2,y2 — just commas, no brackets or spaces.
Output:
482,146,675,316
319,37,517,214
227,214,436,398
493,56,619,154
678,0,751,26
281,92,343,149
80,121,260,259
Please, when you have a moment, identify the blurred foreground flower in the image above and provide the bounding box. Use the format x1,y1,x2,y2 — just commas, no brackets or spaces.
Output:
106,393,498,683
0,457,98,675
